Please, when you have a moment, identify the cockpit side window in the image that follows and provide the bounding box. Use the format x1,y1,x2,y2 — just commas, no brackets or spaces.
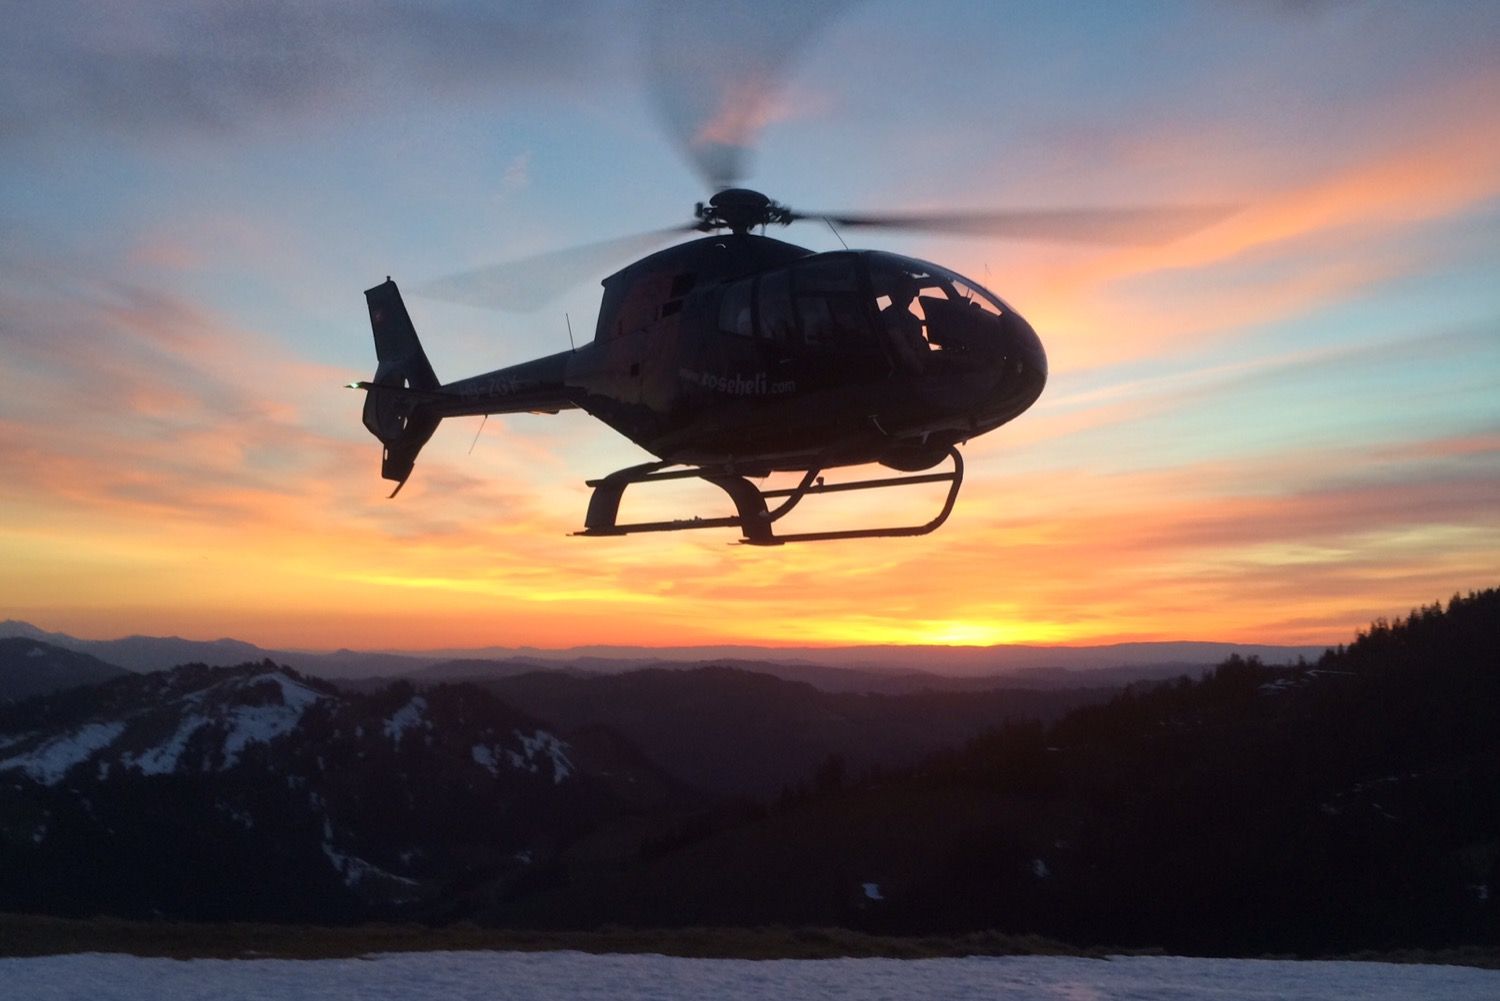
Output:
757,269,794,342
718,278,754,336
793,256,859,294
796,293,866,348
660,272,697,318
611,270,675,338
789,255,864,350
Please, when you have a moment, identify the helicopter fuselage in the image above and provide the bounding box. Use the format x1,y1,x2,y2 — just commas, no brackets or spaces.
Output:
432,234,1047,474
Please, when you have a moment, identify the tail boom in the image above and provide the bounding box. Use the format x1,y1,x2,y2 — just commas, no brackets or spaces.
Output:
354,278,579,495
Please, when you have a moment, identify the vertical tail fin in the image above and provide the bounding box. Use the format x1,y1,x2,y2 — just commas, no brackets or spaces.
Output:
361,279,442,494
367,278,438,391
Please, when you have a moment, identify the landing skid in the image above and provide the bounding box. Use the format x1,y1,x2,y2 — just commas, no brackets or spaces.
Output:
573,446,964,545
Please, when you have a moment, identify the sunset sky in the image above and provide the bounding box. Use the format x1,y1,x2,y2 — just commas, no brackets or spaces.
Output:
3,1,1497,652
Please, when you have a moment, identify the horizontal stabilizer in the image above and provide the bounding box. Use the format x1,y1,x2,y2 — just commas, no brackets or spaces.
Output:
346,380,451,405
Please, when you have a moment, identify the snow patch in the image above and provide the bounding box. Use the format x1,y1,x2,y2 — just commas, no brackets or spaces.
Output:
4,953,1498,1000
220,702,310,767
0,721,126,785
219,673,324,766
25,646,45,658
512,729,573,784
122,671,325,774
322,840,420,891
217,801,255,830
471,744,499,776
1032,858,1051,879
384,697,428,743
861,882,884,901
250,672,323,712
123,715,210,775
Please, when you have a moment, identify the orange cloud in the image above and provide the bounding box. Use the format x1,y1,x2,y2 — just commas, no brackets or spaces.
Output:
930,68,1500,374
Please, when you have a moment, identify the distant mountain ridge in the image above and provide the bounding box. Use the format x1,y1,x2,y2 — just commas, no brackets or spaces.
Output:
0,639,130,702
0,620,1326,689
469,665,1114,799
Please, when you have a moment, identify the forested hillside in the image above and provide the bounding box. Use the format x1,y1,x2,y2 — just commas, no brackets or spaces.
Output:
498,590,1499,953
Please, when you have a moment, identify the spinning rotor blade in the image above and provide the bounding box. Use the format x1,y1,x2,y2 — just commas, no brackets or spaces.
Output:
792,204,1238,245
643,1,849,190
413,225,694,312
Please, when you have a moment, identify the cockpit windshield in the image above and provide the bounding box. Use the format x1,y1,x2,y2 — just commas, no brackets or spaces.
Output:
868,254,1006,316
865,252,1011,370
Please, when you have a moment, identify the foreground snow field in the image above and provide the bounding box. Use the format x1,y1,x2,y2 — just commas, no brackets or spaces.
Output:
1,951,1497,1001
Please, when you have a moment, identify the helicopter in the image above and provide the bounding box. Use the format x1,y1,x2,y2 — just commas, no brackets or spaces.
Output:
350,9,1227,545
352,187,1228,544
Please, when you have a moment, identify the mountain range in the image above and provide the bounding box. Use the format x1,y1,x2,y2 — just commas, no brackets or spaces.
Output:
1,589,1493,953
0,662,692,922
0,639,129,703
3,639,1113,802
0,619,1326,691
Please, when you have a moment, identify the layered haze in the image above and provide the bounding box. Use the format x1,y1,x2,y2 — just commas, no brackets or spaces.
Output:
2,1,1497,650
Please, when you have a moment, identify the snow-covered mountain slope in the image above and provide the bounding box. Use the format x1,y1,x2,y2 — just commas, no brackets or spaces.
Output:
0,663,689,921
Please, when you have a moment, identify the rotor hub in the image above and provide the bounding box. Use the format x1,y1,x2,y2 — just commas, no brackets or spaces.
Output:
695,188,793,235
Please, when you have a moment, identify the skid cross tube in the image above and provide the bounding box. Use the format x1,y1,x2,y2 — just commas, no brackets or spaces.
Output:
572,445,964,545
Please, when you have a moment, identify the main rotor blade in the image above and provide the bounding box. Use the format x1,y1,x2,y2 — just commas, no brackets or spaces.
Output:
412,225,694,312
795,204,1239,245
642,1,850,191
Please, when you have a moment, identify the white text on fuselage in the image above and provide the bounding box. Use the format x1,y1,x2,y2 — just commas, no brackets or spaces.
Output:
459,375,523,399
678,368,796,396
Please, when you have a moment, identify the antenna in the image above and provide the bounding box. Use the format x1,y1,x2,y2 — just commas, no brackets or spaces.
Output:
824,218,848,250
468,414,488,454
565,312,576,352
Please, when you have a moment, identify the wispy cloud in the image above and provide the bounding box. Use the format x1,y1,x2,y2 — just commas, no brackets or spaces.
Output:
0,1,613,148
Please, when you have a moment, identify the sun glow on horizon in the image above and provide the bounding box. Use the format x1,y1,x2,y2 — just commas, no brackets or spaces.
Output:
781,618,1071,648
